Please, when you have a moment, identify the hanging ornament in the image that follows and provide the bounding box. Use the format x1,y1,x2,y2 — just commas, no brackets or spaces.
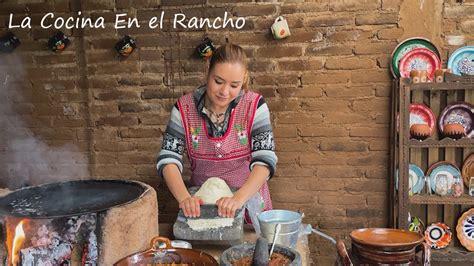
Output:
115,35,136,58
271,16,291,40
196,37,215,60
0,32,20,53
48,31,70,53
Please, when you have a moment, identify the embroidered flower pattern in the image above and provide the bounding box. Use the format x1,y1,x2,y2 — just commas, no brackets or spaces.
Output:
190,127,201,149
235,124,248,145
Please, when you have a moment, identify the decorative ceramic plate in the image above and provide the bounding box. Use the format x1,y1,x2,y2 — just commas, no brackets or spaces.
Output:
456,208,474,251
399,48,441,81
410,103,436,135
447,46,474,76
438,102,474,138
462,154,474,188
425,222,452,249
390,37,440,78
427,161,461,195
395,164,425,194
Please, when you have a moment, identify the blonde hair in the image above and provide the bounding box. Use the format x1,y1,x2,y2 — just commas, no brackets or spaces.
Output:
208,43,249,90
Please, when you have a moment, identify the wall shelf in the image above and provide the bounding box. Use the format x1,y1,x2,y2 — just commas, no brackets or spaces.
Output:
408,138,474,148
410,194,474,205
390,76,474,263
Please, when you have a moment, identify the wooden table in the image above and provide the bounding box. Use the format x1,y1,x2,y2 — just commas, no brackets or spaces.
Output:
159,223,312,265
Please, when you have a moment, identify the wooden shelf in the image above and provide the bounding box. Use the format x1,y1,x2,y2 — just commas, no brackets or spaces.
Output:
409,82,474,91
410,194,474,205
429,246,474,262
408,138,474,148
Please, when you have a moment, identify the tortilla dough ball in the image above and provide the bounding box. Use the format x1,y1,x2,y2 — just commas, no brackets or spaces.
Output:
194,177,233,205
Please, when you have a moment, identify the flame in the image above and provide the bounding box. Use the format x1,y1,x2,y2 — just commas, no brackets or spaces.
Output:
11,220,26,266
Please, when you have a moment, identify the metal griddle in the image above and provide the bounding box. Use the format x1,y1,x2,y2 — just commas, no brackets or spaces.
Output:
0,180,147,218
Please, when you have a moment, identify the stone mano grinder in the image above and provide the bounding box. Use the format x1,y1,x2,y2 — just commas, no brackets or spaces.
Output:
173,187,244,244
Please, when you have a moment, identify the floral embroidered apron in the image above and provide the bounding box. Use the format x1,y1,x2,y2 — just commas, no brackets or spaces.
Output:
177,90,272,211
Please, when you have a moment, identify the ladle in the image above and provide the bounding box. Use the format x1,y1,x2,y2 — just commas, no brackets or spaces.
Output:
269,223,282,257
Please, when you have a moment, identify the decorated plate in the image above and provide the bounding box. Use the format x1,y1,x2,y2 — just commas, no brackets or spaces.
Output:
447,46,474,76
456,208,474,251
427,161,461,195
410,103,436,135
425,222,452,249
395,164,425,194
399,48,441,81
462,154,474,188
438,102,474,138
390,37,440,78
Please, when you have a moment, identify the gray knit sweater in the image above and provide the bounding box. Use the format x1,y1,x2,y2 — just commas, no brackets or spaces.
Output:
156,86,277,179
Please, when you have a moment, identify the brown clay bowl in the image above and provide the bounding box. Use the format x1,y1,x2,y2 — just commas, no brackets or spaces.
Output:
350,228,423,252
410,124,431,140
115,236,218,266
443,123,465,140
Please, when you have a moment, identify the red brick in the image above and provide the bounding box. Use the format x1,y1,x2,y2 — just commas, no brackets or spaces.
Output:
320,141,367,152
315,165,365,178
356,13,398,25
278,86,323,98
120,128,161,138
277,59,324,71
275,112,323,124
232,4,276,17
256,46,303,58
118,152,154,164
329,0,380,11
345,178,387,192
96,116,139,126
302,73,350,84
325,57,375,70
347,153,388,166
95,164,136,177
351,70,392,83
324,85,374,98
352,98,390,111
299,126,347,137
377,27,404,40
276,140,316,152
318,194,365,205
354,42,397,55
296,178,345,191
304,14,354,27
94,141,136,152
349,126,389,138
273,126,297,138
305,44,353,56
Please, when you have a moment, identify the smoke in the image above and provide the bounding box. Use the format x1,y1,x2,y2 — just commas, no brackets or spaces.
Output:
0,53,90,189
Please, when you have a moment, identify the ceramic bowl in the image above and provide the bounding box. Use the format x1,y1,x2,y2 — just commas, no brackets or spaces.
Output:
410,124,431,140
443,123,465,140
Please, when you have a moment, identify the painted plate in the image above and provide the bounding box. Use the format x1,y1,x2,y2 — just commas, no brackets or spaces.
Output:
438,102,474,138
462,154,474,188
410,103,436,135
390,37,440,78
395,164,425,194
399,48,441,81
425,222,452,249
427,161,461,195
447,46,474,76
456,208,474,251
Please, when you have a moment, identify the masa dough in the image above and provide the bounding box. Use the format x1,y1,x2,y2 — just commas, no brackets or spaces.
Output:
194,177,233,205
187,218,234,231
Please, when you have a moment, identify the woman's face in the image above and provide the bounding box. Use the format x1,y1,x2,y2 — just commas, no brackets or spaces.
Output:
206,62,246,111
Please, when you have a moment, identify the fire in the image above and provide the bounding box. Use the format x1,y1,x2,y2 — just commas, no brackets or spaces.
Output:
11,220,26,266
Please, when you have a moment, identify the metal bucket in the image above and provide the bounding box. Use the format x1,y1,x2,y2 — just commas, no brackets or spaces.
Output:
257,209,302,248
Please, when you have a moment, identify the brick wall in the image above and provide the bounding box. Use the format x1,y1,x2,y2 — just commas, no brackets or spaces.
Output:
0,0,473,264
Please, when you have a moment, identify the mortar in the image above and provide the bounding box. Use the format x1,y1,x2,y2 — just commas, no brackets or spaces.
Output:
219,242,301,266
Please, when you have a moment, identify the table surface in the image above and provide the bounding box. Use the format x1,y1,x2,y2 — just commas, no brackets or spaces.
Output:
158,223,311,265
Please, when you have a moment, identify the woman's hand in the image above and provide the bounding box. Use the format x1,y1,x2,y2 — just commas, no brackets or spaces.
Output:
216,196,244,218
179,196,203,218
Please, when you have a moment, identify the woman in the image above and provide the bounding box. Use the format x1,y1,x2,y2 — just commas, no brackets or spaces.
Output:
156,43,277,219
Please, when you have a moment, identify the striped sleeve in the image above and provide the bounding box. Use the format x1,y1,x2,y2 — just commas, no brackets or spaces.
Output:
250,97,278,179
156,104,186,178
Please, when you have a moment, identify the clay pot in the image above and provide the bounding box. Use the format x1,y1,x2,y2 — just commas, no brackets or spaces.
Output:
443,123,465,140
410,124,431,141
